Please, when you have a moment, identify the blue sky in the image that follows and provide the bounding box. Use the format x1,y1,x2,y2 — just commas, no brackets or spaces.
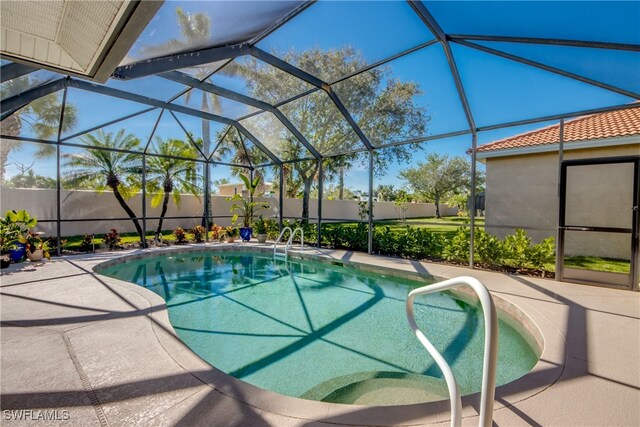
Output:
5,1,638,192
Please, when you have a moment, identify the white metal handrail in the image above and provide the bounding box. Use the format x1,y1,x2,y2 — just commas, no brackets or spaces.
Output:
406,276,498,427
273,227,292,258
285,227,304,255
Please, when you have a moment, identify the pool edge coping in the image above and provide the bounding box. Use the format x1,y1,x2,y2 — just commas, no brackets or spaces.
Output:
90,243,566,426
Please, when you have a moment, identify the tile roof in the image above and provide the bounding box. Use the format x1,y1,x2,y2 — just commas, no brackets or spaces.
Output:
477,106,640,153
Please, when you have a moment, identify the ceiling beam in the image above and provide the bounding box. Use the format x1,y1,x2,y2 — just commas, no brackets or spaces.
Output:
0,62,39,83
249,1,317,45
68,78,234,124
68,78,282,165
160,70,323,160
325,87,374,151
249,47,325,88
61,107,157,142
249,46,374,152
454,39,640,100
271,109,323,159
112,43,251,80
161,71,272,110
407,0,477,132
1,78,67,119
406,1,446,43
448,34,640,52
476,102,640,132
234,122,282,165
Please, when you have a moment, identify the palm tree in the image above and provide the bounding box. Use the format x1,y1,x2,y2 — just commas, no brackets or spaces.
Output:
140,7,221,225
213,126,270,193
1,75,77,181
62,129,145,245
146,137,201,240
213,127,260,170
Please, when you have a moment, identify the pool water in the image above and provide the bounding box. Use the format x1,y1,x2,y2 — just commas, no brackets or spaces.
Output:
99,251,539,405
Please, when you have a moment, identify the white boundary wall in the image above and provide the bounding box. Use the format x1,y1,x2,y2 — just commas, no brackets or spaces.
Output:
1,188,457,236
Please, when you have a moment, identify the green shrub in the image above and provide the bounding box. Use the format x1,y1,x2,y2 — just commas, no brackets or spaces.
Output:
372,225,397,256
264,218,280,240
474,228,505,267
254,216,268,234
504,229,531,267
345,223,368,252
321,224,345,248
79,234,95,252
191,225,206,243
104,228,121,250
371,225,443,259
318,223,555,275
43,236,64,255
527,237,555,272
210,224,223,240
443,226,470,263
173,227,187,244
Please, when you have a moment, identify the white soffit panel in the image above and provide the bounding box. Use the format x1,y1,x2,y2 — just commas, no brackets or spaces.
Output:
0,0,163,82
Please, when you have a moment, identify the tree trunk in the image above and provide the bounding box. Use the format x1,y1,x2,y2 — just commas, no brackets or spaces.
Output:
111,185,145,247
434,194,441,219
338,166,344,200
156,190,171,239
1,116,22,183
301,177,312,224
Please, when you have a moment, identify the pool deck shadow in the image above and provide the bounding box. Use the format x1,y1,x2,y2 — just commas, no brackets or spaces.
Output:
1,242,638,426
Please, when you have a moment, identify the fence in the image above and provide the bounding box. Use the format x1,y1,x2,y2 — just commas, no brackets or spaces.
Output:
0,188,457,236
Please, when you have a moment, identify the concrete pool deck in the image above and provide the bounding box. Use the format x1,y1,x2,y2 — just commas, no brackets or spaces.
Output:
1,243,638,426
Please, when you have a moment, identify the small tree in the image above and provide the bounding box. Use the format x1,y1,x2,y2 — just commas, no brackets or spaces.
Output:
400,153,483,218
394,198,409,221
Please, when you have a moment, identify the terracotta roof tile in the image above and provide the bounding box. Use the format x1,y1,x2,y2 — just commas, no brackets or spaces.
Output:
477,106,640,153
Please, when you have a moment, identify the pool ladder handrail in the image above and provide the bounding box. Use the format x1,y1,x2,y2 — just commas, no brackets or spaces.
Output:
406,276,498,427
286,227,304,254
273,227,292,258
273,227,304,260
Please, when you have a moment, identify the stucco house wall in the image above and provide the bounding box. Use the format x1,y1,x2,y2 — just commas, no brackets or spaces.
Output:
484,143,639,260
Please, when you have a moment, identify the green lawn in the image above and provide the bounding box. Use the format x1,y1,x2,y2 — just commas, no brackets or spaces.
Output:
376,216,485,226
61,230,180,251
564,256,630,274
327,216,485,238
375,216,484,234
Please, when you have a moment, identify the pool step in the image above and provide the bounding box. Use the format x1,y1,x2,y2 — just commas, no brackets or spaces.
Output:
300,371,450,406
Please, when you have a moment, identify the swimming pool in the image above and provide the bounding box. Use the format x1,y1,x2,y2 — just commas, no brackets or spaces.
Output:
98,250,540,405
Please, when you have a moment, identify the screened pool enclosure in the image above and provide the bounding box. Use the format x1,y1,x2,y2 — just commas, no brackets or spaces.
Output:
1,1,639,288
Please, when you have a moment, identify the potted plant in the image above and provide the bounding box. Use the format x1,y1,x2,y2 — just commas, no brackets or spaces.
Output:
0,218,21,268
1,210,37,263
227,175,270,242
224,226,238,243
254,216,268,243
25,231,50,262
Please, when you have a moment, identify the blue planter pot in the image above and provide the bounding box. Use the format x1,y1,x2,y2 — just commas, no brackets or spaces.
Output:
240,227,252,242
9,243,26,263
